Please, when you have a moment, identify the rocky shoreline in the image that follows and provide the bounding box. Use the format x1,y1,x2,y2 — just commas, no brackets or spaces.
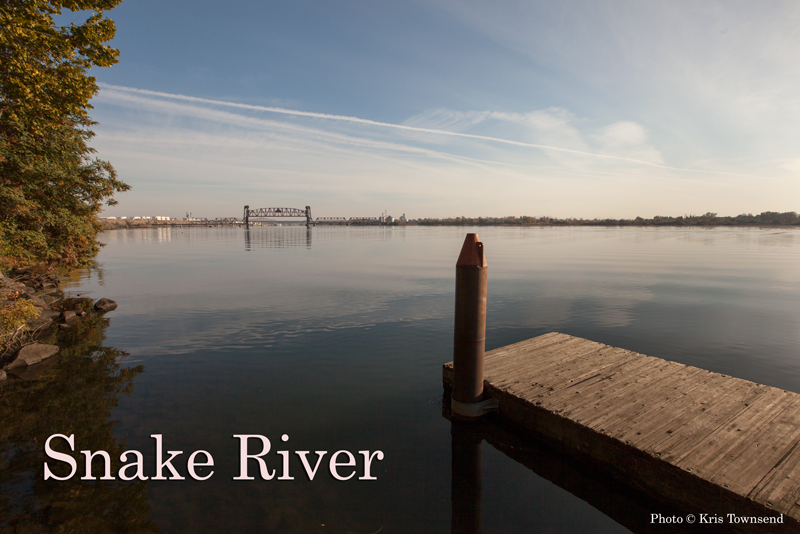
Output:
0,269,117,382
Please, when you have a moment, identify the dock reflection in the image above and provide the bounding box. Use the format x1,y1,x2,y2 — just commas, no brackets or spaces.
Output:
445,399,786,534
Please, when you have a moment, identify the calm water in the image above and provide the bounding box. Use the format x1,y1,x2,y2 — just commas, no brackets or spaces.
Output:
3,225,800,533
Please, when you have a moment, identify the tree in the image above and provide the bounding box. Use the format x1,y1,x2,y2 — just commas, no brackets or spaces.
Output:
0,0,129,268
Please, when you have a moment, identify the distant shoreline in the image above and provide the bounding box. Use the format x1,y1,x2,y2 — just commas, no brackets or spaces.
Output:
99,221,800,230
99,211,799,231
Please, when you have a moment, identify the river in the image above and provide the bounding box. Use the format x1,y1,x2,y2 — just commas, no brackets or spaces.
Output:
3,225,799,533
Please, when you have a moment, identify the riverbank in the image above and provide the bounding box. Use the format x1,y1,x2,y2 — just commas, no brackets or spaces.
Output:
0,268,117,381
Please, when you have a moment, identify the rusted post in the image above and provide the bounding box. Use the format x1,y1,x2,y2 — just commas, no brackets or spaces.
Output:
452,234,498,420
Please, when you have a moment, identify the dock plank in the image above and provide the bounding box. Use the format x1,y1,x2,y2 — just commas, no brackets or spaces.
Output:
571,360,705,429
485,334,598,379
443,332,800,525
750,439,800,511
645,381,768,458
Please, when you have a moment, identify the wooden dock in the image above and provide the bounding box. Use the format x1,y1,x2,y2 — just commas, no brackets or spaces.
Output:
443,332,800,526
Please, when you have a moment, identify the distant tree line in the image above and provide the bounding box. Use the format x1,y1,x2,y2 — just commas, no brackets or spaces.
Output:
407,211,800,227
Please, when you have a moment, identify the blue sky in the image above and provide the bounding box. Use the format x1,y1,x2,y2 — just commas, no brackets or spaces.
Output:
86,0,800,219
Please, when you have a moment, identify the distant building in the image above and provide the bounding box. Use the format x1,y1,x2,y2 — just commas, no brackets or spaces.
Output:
399,213,407,222
386,215,394,223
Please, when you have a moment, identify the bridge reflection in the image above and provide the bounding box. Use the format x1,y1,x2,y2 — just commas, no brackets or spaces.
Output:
243,227,312,250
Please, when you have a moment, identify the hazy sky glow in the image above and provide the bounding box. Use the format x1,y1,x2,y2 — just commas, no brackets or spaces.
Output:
89,0,800,219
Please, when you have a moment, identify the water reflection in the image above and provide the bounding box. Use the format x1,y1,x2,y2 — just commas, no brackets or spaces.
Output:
0,314,156,533
67,225,800,531
244,226,312,250
447,406,797,534
451,421,482,534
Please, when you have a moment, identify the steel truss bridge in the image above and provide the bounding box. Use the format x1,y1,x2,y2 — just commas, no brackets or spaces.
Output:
151,217,244,226
347,217,380,224
243,206,313,227
243,206,384,227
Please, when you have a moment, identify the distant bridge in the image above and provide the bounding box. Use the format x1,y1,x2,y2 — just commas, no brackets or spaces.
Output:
313,217,380,225
316,216,348,225
243,206,313,227
144,209,388,228
151,217,244,227
243,206,385,227
348,217,380,224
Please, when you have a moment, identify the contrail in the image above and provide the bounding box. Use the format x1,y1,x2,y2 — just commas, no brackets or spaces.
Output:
97,83,758,178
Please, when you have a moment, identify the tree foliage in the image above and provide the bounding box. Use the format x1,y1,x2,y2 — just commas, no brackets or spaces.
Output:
0,0,129,268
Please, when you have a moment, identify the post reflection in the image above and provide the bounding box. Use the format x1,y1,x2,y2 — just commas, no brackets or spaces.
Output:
451,420,482,534
0,311,158,533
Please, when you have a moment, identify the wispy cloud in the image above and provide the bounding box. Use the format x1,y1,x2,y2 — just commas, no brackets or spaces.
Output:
433,1,800,162
99,83,761,177
91,82,792,219
98,89,499,168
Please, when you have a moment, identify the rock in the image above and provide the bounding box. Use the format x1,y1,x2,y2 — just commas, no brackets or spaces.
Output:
19,292,48,308
0,277,27,295
24,274,57,290
7,353,59,380
42,294,60,307
27,308,60,330
6,343,59,369
61,310,76,322
94,298,118,312
0,370,6,382
57,297,95,312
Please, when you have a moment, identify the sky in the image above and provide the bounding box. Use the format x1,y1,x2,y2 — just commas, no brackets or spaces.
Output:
80,0,800,220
